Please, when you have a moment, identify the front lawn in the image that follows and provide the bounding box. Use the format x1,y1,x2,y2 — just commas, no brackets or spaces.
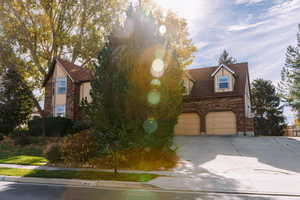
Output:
0,167,159,182
0,138,47,166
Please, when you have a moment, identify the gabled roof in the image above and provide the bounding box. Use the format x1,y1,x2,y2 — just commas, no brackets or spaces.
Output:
42,59,92,86
211,64,235,77
187,62,249,99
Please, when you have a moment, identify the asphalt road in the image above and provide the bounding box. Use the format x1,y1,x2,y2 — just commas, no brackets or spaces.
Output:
0,181,299,200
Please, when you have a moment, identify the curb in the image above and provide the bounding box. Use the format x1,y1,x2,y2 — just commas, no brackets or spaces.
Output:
1,175,300,197
0,176,157,190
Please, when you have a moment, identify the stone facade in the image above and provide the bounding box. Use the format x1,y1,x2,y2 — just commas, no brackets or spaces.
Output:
183,96,254,135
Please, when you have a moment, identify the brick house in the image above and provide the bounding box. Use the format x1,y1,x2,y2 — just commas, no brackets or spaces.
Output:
43,59,254,136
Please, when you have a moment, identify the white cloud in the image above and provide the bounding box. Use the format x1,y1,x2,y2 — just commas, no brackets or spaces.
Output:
227,21,267,31
235,0,265,5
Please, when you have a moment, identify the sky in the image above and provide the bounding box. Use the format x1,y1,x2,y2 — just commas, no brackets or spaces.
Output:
153,0,300,124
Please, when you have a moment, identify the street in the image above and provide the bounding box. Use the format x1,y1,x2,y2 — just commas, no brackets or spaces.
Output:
0,181,298,200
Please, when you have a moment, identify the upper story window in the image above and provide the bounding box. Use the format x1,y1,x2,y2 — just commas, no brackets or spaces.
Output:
183,79,189,95
56,77,67,94
55,105,65,117
218,76,229,89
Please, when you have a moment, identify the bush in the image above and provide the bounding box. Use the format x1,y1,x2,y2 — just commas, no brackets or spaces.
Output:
61,130,99,164
71,120,90,133
9,128,30,139
44,143,62,163
28,117,74,137
14,136,31,146
0,133,4,141
91,146,179,170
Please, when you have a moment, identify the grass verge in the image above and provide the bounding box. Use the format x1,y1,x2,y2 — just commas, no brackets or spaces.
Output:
0,167,159,182
0,139,47,166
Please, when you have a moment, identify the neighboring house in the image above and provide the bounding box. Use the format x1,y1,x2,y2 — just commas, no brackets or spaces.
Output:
43,59,91,120
43,59,254,136
175,63,254,136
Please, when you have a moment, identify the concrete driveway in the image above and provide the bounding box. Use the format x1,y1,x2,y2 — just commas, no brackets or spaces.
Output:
149,136,300,195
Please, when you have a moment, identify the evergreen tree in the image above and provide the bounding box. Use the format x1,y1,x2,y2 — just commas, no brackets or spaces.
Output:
86,4,184,173
251,79,286,136
0,69,34,134
218,50,237,65
279,24,300,117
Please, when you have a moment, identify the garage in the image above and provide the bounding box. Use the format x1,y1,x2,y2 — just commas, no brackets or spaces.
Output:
206,111,236,135
174,113,200,135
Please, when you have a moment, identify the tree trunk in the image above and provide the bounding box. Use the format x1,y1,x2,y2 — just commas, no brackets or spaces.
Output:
112,150,118,176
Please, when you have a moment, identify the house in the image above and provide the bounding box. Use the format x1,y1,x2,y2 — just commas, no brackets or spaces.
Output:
43,59,254,136
43,59,92,120
175,63,254,136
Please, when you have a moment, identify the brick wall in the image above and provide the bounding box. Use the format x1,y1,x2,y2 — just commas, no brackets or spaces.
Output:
44,77,53,117
66,77,75,119
183,96,254,134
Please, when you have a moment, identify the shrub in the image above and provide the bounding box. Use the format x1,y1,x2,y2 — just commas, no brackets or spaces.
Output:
44,143,62,163
0,133,4,141
14,136,31,146
91,146,179,171
28,117,73,137
9,128,30,139
61,130,99,164
71,120,90,133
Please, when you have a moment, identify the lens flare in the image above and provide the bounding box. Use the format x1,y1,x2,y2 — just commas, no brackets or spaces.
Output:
147,90,160,105
151,79,161,87
159,25,167,35
143,118,158,134
155,47,166,59
151,59,164,78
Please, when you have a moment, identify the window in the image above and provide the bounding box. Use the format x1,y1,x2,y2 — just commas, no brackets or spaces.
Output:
56,77,67,94
218,76,229,89
183,79,189,95
55,105,65,117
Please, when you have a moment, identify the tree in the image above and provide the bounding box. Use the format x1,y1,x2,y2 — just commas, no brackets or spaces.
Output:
86,3,187,174
279,24,300,117
218,50,237,65
0,69,34,134
251,79,286,136
0,0,127,133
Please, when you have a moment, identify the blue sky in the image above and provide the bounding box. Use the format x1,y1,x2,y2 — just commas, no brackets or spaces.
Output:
154,0,300,123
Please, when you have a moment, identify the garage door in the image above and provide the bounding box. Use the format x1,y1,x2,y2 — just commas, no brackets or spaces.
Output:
175,113,200,135
206,111,236,135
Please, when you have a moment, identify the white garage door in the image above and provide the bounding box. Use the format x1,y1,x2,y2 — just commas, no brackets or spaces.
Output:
175,113,200,135
206,111,236,135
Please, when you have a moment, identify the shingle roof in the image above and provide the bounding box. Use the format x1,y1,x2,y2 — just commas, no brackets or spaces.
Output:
42,59,92,86
187,62,249,99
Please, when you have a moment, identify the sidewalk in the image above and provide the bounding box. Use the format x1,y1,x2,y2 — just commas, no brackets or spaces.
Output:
1,163,300,196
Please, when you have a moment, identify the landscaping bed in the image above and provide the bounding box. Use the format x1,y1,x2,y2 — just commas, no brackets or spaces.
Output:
0,167,159,182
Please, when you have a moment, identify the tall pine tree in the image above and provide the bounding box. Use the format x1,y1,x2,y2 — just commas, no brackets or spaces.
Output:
218,50,237,65
252,79,286,136
279,24,300,117
0,69,34,134
85,3,185,173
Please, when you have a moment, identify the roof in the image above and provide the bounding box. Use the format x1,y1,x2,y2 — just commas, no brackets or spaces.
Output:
43,59,92,86
187,62,250,99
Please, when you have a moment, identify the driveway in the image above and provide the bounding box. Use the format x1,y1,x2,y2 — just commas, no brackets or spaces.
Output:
149,136,300,195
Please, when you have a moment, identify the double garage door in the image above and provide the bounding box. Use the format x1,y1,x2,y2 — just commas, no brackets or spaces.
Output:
175,111,236,135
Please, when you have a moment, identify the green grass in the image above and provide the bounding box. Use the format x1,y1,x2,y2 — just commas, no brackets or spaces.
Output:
0,167,159,182
0,141,47,166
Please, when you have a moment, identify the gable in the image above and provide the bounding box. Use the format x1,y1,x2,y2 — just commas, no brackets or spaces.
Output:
211,64,235,77
42,59,92,87
187,62,249,99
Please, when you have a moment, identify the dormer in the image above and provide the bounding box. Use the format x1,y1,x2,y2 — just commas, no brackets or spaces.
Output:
182,71,195,95
211,64,235,93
